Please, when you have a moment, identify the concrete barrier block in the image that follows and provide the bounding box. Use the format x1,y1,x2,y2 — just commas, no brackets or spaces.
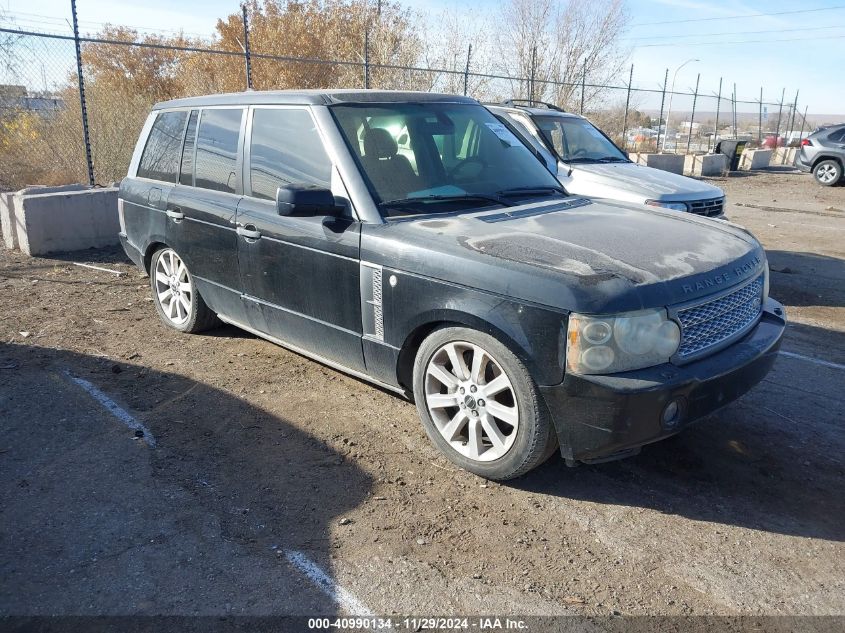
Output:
632,153,685,175
773,147,797,165
684,154,728,177
15,187,120,256
1,192,20,250
18,184,88,196
739,149,773,170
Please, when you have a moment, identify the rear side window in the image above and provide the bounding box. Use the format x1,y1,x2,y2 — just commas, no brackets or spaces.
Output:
179,110,199,186
195,108,244,193
137,110,187,182
828,128,845,142
249,108,332,200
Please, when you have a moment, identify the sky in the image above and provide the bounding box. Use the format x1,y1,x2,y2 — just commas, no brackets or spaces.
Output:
2,0,844,115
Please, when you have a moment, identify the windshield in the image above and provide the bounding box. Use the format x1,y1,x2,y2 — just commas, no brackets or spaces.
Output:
330,103,563,217
534,115,628,164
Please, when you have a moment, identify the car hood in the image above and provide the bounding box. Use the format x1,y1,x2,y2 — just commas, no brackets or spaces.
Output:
361,197,765,314
566,161,724,201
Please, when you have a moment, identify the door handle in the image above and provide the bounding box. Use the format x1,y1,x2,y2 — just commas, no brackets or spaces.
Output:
236,224,262,240
166,208,184,221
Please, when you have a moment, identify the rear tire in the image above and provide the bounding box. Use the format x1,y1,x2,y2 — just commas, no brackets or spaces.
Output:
813,159,842,186
412,326,558,480
150,247,219,333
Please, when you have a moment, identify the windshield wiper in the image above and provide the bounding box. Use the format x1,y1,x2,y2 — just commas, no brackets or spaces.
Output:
379,194,514,210
594,156,630,163
496,186,568,198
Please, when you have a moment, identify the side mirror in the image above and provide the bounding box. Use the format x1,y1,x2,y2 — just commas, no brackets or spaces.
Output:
276,184,341,217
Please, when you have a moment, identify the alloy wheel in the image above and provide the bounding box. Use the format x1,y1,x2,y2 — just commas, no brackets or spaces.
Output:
423,341,519,462
153,249,193,326
816,163,838,184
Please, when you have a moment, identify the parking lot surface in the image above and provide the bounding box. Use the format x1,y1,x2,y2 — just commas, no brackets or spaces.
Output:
1,169,843,619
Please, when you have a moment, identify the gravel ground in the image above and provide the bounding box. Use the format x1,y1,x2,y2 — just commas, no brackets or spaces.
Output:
0,168,843,622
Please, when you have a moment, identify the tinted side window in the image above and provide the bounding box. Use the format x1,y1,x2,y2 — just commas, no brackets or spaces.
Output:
828,128,845,142
179,110,199,186
249,108,332,200
137,110,187,182
195,108,244,193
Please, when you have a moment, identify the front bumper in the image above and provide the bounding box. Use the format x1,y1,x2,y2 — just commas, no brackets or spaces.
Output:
541,298,786,462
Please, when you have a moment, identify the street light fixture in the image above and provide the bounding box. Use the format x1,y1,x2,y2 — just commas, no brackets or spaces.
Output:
661,58,699,153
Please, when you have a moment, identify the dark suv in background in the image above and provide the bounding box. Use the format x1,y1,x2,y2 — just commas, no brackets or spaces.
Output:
795,123,845,186
118,90,785,480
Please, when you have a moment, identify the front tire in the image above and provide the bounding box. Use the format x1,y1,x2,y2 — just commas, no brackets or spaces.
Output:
150,247,219,333
813,160,842,186
412,327,557,480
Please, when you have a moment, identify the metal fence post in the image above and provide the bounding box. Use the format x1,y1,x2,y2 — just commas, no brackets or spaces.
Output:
780,90,799,165
621,64,633,150
463,43,472,96
529,46,537,103
70,0,94,186
686,72,699,154
732,83,737,137
363,26,370,89
796,106,808,143
774,87,785,142
656,68,668,152
579,59,586,115
241,4,253,90
758,87,763,145
713,77,722,152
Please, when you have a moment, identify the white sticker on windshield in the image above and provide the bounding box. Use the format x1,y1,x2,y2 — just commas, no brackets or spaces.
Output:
485,122,521,146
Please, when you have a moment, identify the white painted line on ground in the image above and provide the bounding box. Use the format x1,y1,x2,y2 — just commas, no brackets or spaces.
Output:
64,371,157,447
285,549,374,616
779,351,845,371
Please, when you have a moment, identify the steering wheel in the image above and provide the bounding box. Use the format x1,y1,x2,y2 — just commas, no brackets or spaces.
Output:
449,157,488,179
569,147,588,159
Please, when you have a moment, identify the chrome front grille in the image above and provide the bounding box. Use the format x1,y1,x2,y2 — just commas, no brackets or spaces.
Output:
689,197,725,217
675,274,764,360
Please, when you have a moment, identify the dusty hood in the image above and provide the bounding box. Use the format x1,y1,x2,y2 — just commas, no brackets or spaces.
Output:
565,161,724,202
361,197,765,314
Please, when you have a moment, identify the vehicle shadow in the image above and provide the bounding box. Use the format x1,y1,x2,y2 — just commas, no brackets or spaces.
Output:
0,342,372,616
767,250,845,308
514,323,845,542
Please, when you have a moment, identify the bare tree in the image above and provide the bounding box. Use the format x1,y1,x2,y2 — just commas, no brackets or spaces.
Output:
549,0,629,110
495,0,630,108
420,6,493,97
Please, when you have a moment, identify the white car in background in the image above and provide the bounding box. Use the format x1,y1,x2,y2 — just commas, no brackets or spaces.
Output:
488,100,727,218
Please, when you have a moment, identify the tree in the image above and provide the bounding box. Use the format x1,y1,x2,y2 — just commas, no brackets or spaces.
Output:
495,0,630,109
420,6,494,97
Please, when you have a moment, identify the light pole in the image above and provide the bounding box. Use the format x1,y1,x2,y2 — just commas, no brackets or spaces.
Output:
661,58,699,153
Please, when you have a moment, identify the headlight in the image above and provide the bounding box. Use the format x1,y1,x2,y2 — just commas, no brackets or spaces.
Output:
645,200,688,212
566,308,681,374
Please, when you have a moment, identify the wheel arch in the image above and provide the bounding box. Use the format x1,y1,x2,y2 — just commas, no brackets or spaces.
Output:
142,239,169,274
811,154,844,170
395,308,560,393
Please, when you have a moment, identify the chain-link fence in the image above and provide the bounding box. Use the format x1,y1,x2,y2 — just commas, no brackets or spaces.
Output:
0,22,813,191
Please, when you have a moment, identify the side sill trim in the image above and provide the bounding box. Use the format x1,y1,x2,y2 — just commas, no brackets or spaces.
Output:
215,313,407,397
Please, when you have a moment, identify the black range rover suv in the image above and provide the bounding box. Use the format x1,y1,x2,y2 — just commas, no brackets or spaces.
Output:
119,90,786,480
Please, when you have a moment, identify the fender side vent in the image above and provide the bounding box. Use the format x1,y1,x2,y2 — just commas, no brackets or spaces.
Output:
360,262,384,341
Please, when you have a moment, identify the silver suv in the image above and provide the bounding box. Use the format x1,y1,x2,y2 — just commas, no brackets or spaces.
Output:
794,123,845,186
488,101,726,218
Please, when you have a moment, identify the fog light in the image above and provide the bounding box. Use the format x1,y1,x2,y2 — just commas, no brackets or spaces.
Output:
662,399,681,428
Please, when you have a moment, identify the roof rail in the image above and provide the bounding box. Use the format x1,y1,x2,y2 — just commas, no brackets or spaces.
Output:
500,99,566,112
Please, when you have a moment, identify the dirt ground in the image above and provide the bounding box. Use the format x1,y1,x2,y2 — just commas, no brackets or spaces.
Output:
1,168,843,624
